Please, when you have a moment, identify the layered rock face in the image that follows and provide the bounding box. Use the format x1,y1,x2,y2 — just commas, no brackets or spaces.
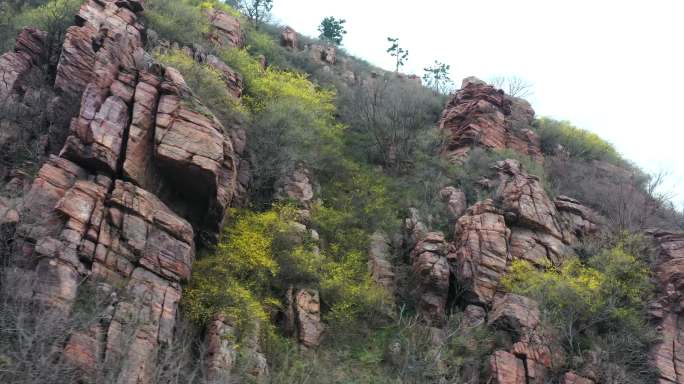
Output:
0,27,47,102
439,77,542,163
649,230,684,384
3,1,241,383
450,160,598,309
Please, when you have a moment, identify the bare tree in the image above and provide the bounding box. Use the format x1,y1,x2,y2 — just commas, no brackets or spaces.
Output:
489,75,534,98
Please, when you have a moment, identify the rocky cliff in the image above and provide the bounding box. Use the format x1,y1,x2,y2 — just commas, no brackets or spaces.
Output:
1,1,241,382
0,2,680,383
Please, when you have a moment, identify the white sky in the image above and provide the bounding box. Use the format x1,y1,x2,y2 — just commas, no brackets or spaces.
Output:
272,0,684,205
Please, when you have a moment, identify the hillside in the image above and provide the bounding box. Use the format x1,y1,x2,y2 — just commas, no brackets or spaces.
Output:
0,1,683,384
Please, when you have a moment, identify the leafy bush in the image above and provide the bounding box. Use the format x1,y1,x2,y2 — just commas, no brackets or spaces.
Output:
535,117,623,164
185,204,389,335
145,0,210,47
502,237,657,382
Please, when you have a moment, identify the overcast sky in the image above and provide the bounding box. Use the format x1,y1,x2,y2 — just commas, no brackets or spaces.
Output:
272,0,684,204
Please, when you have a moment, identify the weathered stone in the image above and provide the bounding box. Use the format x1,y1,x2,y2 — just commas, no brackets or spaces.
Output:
206,9,243,48
0,27,47,102
488,293,541,337
294,288,324,348
450,200,510,306
439,77,541,163
495,159,563,239
156,67,237,241
489,350,526,384
274,165,315,208
411,232,450,325
368,231,395,295
123,70,162,189
206,54,243,98
281,26,298,49
439,186,467,226
555,195,603,239
205,314,238,383
648,230,684,384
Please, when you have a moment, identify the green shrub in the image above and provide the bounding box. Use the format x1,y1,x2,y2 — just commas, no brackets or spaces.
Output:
502,237,656,382
535,117,623,164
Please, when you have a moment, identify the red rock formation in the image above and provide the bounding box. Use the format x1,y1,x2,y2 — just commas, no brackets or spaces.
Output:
410,232,450,325
439,77,542,163
0,27,47,102
155,66,238,240
206,8,244,48
439,186,467,224
648,230,684,384
5,1,244,382
281,26,298,49
490,350,526,384
450,199,510,306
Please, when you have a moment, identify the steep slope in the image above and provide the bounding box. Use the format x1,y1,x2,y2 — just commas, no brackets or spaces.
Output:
0,1,682,384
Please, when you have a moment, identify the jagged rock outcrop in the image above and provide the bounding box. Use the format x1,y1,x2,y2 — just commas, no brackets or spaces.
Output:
206,8,244,48
555,195,603,240
648,230,684,384
281,26,298,49
410,232,450,325
439,77,542,163
450,199,510,306
3,1,244,383
283,287,324,348
155,66,238,240
495,159,573,267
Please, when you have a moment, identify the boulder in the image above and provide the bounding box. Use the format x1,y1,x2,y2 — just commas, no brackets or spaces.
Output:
439,77,541,163
410,232,450,325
